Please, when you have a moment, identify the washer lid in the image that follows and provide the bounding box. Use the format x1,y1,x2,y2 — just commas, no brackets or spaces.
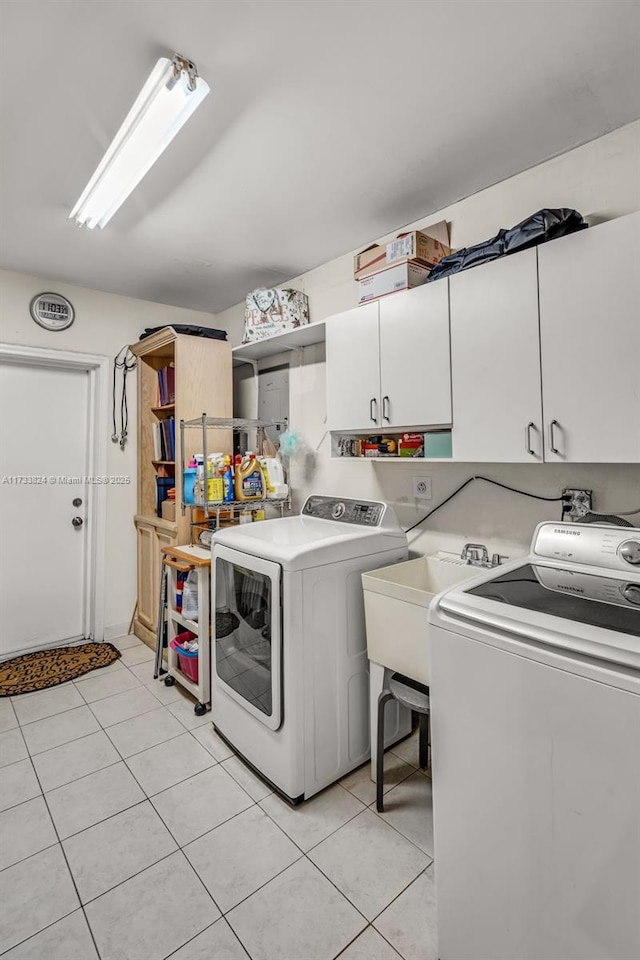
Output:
212,514,406,570
431,560,640,671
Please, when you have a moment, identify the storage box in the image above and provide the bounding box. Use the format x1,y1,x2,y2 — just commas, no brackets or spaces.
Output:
161,500,176,521
424,430,452,458
357,262,430,304
354,221,451,281
398,433,425,458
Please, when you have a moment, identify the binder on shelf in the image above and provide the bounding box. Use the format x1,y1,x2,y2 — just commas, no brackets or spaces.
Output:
157,364,176,406
152,422,163,460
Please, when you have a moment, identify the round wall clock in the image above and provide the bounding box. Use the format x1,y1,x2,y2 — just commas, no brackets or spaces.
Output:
30,292,75,331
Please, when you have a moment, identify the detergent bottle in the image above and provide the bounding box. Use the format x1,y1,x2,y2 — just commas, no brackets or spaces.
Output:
183,459,197,505
234,452,265,502
222,456,235,503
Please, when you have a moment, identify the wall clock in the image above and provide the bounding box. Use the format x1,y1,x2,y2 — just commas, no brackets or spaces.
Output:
30,292,75,331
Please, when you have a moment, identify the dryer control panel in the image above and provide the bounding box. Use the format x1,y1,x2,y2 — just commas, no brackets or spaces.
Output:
303,496,384,526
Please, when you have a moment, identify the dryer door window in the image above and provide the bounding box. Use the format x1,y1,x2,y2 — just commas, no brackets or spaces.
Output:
213,548,282,731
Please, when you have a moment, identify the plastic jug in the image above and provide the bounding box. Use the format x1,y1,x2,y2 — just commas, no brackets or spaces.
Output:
259,457,288,500
183,460,197,505
234,453,265,501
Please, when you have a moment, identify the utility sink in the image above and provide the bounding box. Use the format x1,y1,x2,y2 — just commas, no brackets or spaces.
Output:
362,553,480,685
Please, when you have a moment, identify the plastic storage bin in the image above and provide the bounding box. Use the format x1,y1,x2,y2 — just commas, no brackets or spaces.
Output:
170,634,199,683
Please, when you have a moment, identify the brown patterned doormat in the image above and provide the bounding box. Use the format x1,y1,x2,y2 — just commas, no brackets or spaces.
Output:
0,642,122,696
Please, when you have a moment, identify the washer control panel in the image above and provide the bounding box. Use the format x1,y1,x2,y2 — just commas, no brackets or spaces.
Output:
303,496,384,526
533,522,640,574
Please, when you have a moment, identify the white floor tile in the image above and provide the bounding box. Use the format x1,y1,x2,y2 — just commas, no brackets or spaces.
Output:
0,909,99,960
145,676,186,705
227,857,366,960
12,684,84,726
338,926,402,960
74,668,142,703
168,918,249,960
63,801,177,903
32,730,120,792
21,706,100,756
85,851,219,960
341,755,416,806
111,634,142,652
126,732,215,796
0,758,41,813
0,845,79,953
374,770,434,856
127,660,158,684
220,756,273,802
191,723,234,761
119,643,155,667
373,868,437,960
105,706,184,758
166,696,212,730
0,728,28,768
89,684,160,727
0,796,58,870
309,808,430,921
73,660,128,684
0,698,18,732
185,804,301,914
46,761,146,839
259,784,365,852
152,765,253,846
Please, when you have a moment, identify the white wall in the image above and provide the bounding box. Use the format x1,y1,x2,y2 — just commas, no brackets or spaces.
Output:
223,121,640,559
0,270,221,636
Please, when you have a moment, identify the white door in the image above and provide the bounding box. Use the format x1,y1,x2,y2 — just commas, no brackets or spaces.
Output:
325,304,380,431
449,249,544,461
538,212,640,462
0,361,90,657
379,280,452,429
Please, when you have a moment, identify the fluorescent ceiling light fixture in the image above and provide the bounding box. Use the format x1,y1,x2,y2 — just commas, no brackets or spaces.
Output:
69,54,209,229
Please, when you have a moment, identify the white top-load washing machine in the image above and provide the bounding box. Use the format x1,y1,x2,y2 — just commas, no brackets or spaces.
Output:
428,521,640,960
211,495,408,803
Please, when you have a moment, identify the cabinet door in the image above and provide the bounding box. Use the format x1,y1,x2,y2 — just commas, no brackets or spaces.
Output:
136,521,157,632
378,281,452,429
449,249,543,462
538,213,640,463
326,304,381,431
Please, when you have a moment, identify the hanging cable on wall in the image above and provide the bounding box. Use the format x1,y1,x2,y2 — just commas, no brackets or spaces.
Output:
112,345,136,449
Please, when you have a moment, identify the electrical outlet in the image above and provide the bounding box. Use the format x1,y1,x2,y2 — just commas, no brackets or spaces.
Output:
562,488,593,521
413,476,432,500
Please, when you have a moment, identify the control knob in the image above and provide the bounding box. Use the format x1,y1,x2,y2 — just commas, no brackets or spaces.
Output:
619,540,640,566
331,501,346,520
621,584,640,606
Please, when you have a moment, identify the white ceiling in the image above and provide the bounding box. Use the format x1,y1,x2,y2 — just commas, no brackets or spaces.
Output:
1,0,639,313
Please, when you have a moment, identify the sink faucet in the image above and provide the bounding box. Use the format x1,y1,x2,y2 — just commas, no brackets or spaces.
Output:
461,543,508,568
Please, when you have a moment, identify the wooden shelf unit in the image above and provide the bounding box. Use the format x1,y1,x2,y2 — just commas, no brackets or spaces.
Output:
130,327,232,647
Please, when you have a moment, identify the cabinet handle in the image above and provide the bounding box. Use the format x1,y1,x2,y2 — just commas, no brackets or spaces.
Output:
525,422,535,456
382,396,390,422
549,419,560,454
370,398,378,422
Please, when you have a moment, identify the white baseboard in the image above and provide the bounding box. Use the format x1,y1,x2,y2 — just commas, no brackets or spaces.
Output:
103,622,131,642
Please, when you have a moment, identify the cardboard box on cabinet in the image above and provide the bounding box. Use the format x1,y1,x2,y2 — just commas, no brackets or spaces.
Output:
354,220,451,281
357,261,431,303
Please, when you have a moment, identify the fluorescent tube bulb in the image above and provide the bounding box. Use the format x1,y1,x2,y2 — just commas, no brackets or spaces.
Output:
70,56,209,229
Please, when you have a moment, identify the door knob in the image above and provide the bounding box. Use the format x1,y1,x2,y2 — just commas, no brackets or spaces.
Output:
73,498,83,507
72,516,83,528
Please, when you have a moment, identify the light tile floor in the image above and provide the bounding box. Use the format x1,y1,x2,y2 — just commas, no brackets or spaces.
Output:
0,635,436,960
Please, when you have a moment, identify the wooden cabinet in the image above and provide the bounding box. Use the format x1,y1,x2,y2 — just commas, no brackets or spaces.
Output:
450,213,640,463
538,211,640,463
130,327,232,646
450,249,544,462
326,282,452,433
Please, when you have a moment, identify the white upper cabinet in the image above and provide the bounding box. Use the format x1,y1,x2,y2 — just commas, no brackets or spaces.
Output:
449,249,544,462
326,303,380,432
326,284,452,434
538,211,640,463
378,281,452,429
